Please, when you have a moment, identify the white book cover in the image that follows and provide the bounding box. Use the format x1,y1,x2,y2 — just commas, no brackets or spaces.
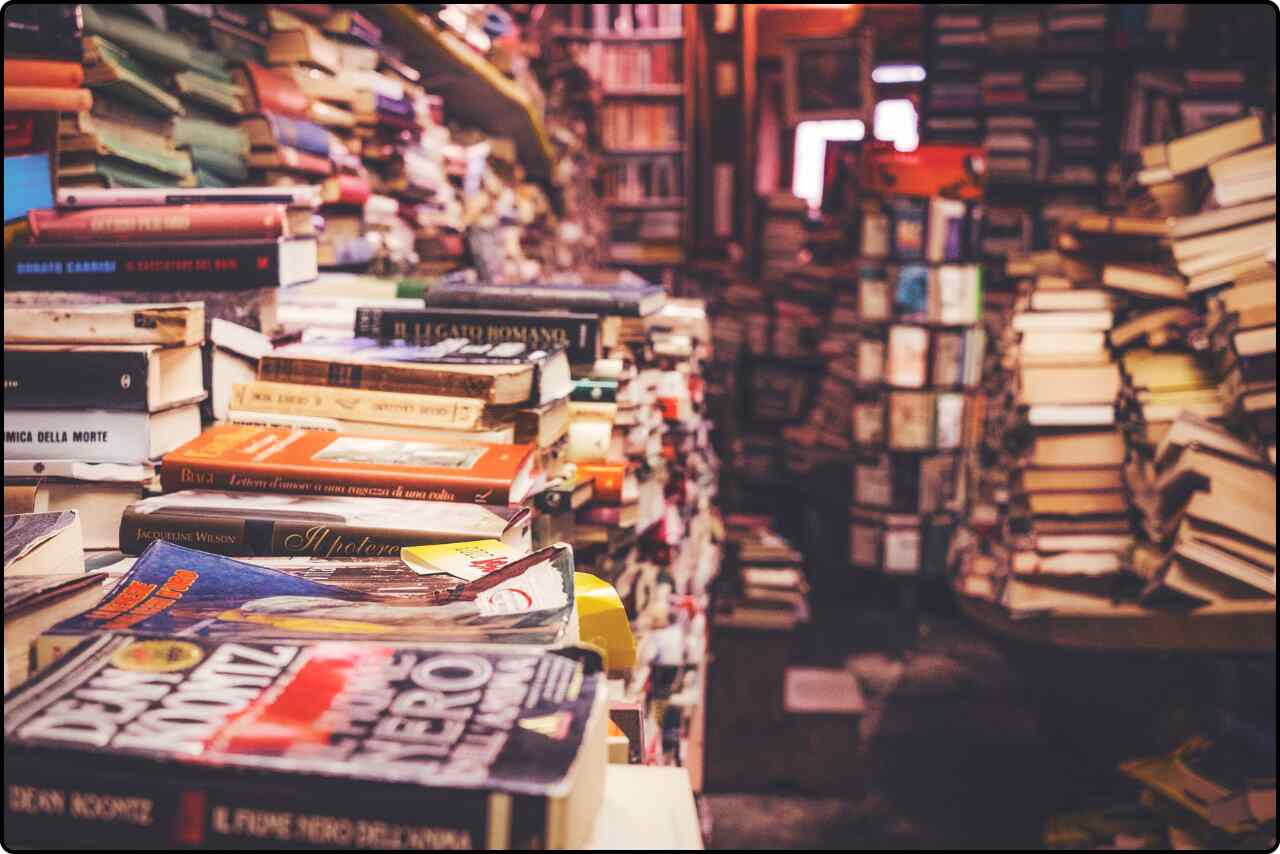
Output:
3,407,197,464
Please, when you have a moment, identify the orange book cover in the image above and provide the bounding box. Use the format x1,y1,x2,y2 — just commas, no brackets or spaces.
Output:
576,462,631,505
161,424,540,505
4,59,84,89
4,86,93,113
862,141,984,200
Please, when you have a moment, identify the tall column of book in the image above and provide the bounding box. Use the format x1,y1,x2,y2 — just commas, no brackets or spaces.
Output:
550,5,691,289
847,194,986,577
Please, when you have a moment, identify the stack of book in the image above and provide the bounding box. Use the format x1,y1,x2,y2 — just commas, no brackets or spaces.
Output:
953,115,1276,619
3,301,207,549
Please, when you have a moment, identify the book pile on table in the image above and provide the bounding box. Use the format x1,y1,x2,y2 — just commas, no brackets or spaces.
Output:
3,302,206,550
952,115,1276,618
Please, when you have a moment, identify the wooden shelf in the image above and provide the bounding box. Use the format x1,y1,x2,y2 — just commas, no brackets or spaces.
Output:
959,594,1276,653
602,86,685,98
603,146,685,156
370,5,555,182
553,28,685,42
605,197,686,210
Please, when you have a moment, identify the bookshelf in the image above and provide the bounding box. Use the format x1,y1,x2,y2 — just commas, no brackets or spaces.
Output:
369,5,556,182
922,4,1275,260
846,195,987,578
552,4,696,284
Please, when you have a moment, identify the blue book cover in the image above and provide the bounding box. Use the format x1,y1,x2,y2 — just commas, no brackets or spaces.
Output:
4,153,54,223
42,540,575,651
264,112,332,157
888,197,927,260
895,264,931,321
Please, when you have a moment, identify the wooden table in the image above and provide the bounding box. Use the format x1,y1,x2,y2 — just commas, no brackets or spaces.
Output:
959,595,1276,654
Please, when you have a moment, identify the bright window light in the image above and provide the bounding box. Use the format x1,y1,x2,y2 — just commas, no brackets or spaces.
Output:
791,119,864,208
874,99,919,152
872,64,927,84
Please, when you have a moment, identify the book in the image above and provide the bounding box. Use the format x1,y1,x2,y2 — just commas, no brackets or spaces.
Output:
55,185,322,208
2,302,204,346
1144,114,1265,177
3,475,145,551
120,490,533,557
6,632,606,849
259,339,572,406
3,58,84,89
1019,364,1121,406
160,424,541,505
426,281,667,317
4,405,201,464
27,204,293,243
4,571,106,691
5,238,319,290
885,325,930,388
3,152,54,222
3,86,92,113
1101,264,1187,300
228,381,510,433
3,511,83,577
354,307,610,367
4,344,205,412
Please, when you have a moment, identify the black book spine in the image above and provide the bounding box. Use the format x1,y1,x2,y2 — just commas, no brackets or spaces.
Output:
356,307,600,364
118,510,440,559
3,754,505,849
428,287,644,316
5,243,282,291
4,349,150,410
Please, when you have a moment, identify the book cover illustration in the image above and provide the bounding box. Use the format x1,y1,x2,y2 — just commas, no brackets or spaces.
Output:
6,633,603,848
44,540,576,648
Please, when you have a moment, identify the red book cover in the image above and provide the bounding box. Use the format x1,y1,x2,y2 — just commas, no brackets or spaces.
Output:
161,424,541,505
862,142,984,201
28,204,290,242
238,61,310,119
4,59,84,89
321,172,371,206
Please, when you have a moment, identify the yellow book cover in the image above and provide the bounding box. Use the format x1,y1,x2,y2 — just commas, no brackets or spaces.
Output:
401,538,524,581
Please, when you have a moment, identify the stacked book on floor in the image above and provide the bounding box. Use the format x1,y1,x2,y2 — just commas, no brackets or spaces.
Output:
952,114,1276,620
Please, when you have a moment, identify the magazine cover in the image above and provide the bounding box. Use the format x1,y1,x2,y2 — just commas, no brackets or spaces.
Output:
38,541,576,666
6,634,605,848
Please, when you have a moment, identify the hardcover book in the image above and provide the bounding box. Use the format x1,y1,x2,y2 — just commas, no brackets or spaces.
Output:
4,344,205,412
888,391,936,450
120,490,533,557
426,280,666,317
886,325,930,388
354,307,608,367
5,238,319,290
160,424,541,505
6,633,606,849
259,338,573,406
27,204,291,243
37,540,577,658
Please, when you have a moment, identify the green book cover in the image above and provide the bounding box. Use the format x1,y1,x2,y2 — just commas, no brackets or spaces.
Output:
83,36,185,117
82,5,230,81
172,117,249,156
174,69,249,116
187,145,249,183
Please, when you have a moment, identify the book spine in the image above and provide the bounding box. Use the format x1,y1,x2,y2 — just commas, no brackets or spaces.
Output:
118,510,488,558
4,350,151,410
230,381,489,429
3,59,85,88
3,410,150,463
3,86,93,112
325,173,371,206
267,112,332,157
3,758,500,849
4,306,200,346
257,356,497,399
28,205,287,243
159,456,511,504
6,243,284,290
430,287,643,316
354,309,600,364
